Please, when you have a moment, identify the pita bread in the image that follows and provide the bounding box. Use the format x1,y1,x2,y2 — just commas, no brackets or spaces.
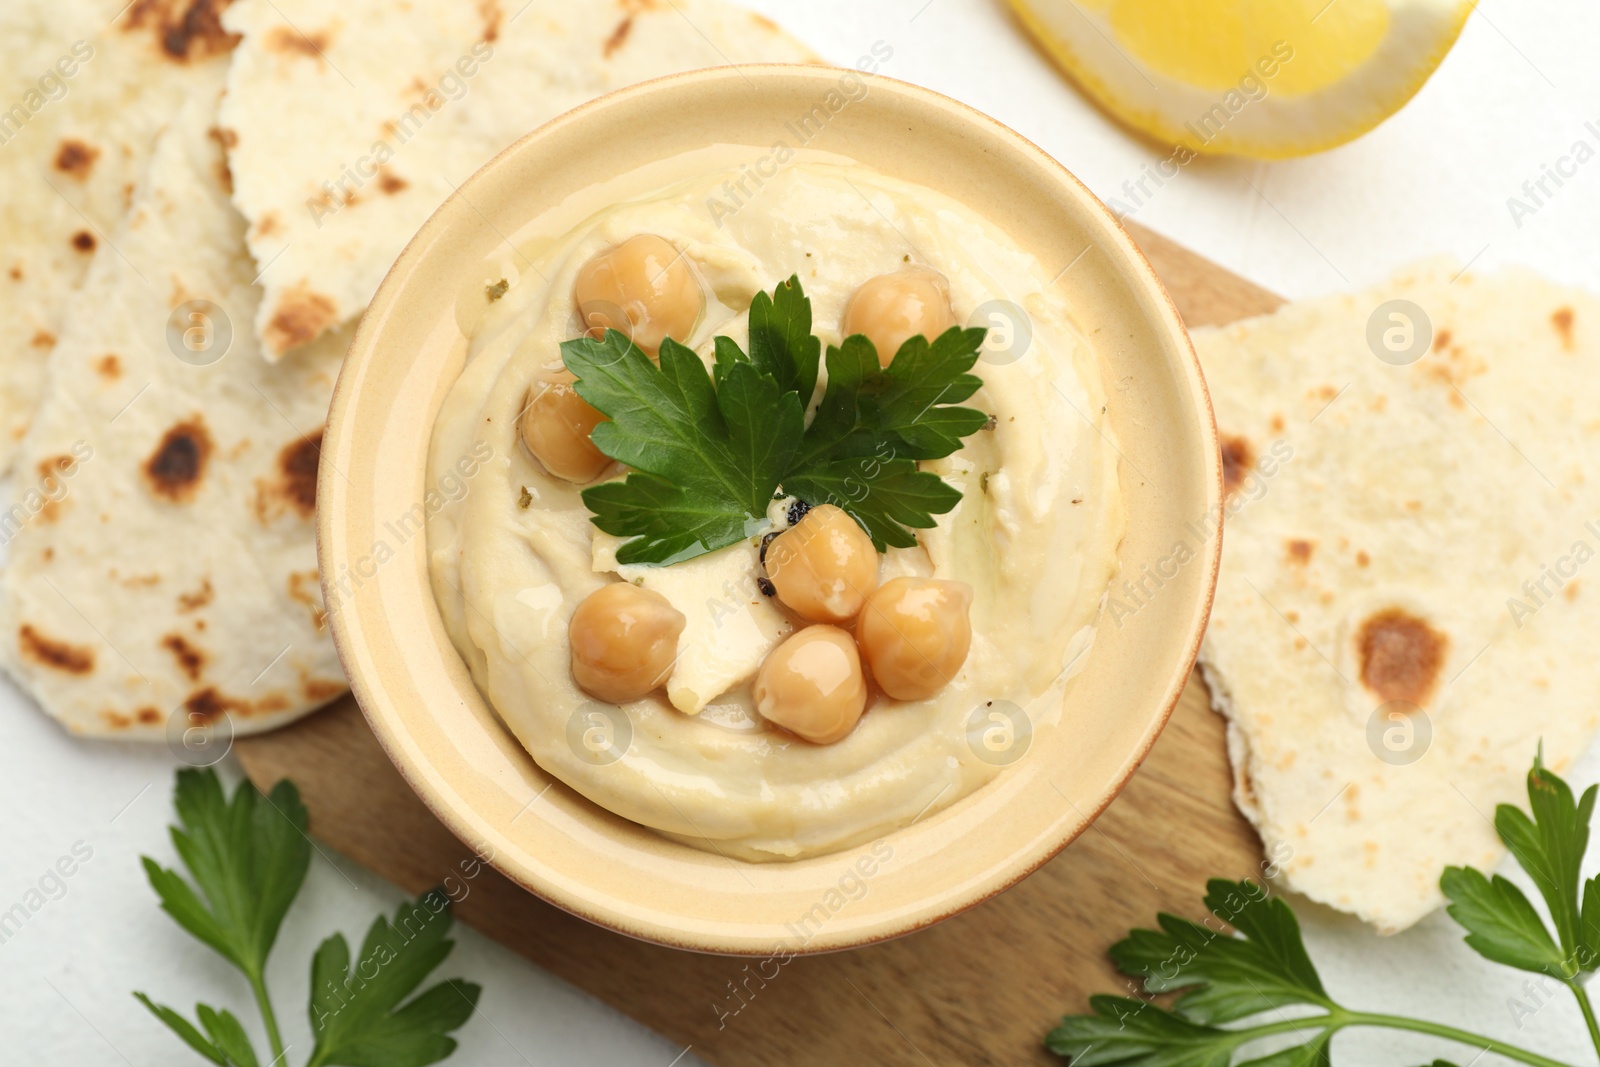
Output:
0,0,241,471
0,82,347,741
217,0,816,358
1195,261,1600,933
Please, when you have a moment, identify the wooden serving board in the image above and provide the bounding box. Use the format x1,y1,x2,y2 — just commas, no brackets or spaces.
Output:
237,222,1282,1067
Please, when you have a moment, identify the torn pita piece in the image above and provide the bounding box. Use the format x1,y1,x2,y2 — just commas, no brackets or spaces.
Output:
0,85,347,741
218,0,816,358
0,0,241,471
1196,262,1600,933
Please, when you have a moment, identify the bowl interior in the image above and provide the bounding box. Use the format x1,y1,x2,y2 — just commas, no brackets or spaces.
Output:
320,65,1219,954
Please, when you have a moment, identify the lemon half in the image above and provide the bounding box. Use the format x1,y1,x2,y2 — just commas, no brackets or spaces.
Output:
1010,0,1476,158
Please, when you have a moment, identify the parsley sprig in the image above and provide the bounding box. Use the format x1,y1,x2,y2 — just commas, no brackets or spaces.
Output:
1047,751,1600,1067
136,769,481,1067
563,275,989,564
1443,750,1600,1051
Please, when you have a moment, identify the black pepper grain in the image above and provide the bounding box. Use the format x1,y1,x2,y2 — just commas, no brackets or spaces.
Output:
757,577,776,597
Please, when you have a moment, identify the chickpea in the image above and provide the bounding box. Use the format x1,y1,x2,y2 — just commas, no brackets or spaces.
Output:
753,625,868,744
568,583,685,704
841,266,956,367
573,234,704,357
856,578,972,701
765,504,879,624
520,367,610,483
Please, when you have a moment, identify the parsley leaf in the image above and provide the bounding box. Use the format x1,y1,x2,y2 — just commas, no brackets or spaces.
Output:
1046,994,1267,1066
567,332,801,563
848,326,990,460
137,770,308,1064
199,1005,264,1067
1441,750,1600,980
745,274,820,404
136,770,480,1067
564,277,989,562
1108,879,1329,1025
1497,751,1597,971
792,333,879,465
786,329,985,550
785,457,961,550
1048,879,1338,1067
1046,996,1336,1067
140,769,310,980
307,893,481,1067
133,993,247,1066
1441,866,1566,976
796,327,987,465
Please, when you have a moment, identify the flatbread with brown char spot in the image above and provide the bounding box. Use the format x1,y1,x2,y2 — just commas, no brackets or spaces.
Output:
217,0,817,358
0,85,346,739
1355,608,1448,707
0,0,241,473
143,418,214,502
1197,261,1600,933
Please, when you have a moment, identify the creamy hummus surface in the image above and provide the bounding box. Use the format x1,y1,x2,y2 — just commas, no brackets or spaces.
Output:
427,159,1125,860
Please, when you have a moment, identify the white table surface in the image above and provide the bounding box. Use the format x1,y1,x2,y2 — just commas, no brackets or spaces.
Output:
7,0,1600,1063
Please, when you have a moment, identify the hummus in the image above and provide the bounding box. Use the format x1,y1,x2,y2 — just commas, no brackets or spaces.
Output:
427,158,1124,860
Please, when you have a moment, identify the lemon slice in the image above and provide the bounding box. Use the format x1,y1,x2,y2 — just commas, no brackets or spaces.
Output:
1009,0,1475,158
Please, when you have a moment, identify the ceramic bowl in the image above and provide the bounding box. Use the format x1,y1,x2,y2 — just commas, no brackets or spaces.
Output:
319,65,1220,954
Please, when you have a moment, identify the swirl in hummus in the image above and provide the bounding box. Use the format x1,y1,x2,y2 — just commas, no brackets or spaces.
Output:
427,160,1124,860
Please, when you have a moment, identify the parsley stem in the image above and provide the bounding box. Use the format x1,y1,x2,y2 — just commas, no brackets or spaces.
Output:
248,968,287,1066
1564,979,1600,1064
1344,1010,1576,1067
